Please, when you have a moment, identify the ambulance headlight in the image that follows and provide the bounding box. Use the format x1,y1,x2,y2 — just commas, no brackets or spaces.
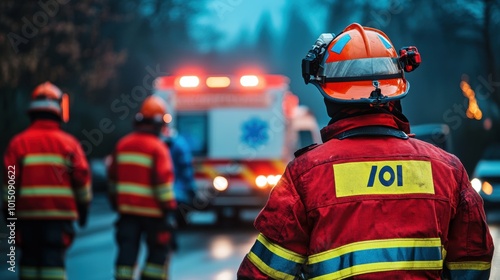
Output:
213,176,228,191
255,174,282,188
255,175,267,188
267,175,282,186
471,178,482,193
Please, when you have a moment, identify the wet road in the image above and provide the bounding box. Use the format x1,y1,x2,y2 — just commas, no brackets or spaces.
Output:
0,194,499,279
0,194,259,280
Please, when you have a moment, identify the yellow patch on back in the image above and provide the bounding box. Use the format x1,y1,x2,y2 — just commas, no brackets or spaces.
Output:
333,160,434,197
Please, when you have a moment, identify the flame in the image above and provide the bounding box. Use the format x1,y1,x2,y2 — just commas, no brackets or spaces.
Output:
460,78,482,120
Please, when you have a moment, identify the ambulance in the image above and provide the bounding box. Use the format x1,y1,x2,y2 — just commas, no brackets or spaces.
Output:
154,71,321,221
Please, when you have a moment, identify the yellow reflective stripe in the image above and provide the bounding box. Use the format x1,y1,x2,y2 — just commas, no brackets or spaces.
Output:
142,262,166,279
308,238,442,263
20,186,73,198
310,261,443,280
446,261,491,270
117,152,152,168
116,265,134,279
23,154,69,166
40,267,66,280
18,210,77,219
118,183,154,197
154,183,175,201
119,204,162,216
308,238,443,279
247,252,297,280
257,234,306,263
20,266,39,279
247,233,305,278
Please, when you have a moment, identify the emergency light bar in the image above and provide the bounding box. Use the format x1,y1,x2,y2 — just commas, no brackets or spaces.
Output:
240,75,259,87
179,76,200,88
177,75,262,89
156,74,288,91
206,76,231,88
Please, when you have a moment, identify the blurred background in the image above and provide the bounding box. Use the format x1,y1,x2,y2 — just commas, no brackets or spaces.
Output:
1,0,500,279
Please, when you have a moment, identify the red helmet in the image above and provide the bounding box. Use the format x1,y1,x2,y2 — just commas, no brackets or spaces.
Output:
304,23,419,104
28,82,69,121
135,95,169,124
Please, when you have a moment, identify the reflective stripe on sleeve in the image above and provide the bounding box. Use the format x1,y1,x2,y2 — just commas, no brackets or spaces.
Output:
307,238,443,280
74,183,92,203
446,261,491,270
446,261,491,279
154,183,175,201
247,233,306,279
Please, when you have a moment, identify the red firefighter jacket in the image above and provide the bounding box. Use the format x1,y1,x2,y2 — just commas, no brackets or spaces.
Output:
237,112,494,280
108,131,176,218
3,120,92,220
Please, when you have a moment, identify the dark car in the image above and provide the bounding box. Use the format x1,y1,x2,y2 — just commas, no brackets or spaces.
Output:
471,143,500,209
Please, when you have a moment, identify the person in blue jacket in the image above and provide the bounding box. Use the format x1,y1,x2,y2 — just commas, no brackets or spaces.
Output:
162,128,196,228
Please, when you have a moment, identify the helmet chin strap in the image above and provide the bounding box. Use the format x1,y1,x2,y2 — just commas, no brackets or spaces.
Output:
368,81,388,105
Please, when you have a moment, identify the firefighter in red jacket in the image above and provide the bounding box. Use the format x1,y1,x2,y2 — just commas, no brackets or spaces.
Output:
3,82,92,280
237,23,494,279
108,95,176,280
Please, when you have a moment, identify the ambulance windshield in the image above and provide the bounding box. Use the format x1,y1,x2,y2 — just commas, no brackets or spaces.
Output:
177,114,208,157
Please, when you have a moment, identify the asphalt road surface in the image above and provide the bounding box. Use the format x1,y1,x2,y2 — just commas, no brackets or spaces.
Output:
0,194,499,279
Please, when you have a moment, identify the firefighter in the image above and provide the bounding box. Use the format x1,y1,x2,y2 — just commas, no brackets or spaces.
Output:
2,82,92,280
162,127,196,229
237,23,494,279
108,95,176,280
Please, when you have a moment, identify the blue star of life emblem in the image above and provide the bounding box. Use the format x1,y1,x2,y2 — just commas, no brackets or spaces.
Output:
241,117,269,149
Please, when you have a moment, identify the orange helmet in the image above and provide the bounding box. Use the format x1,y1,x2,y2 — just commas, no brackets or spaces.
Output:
28,82,69,121
135,95,169,124
303,23,419,104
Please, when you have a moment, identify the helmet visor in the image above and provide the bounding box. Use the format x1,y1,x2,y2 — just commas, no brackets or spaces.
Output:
323,57,401,79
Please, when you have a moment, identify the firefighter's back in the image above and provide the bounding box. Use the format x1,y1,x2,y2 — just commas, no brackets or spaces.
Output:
9,120,88,219
113,131,172,218
291,135,491,279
